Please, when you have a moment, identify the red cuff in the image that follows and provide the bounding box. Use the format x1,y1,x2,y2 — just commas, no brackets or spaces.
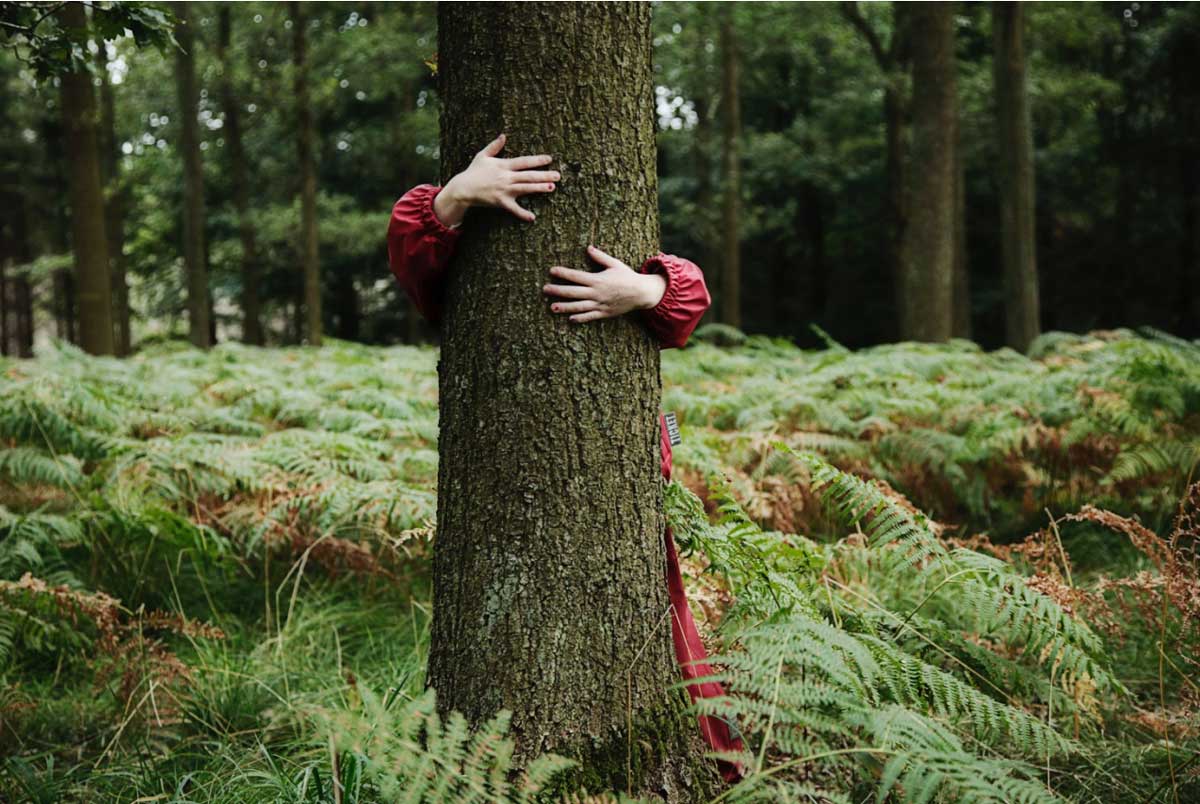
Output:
417,184,464,243
387,184,461,323
639,254,712,350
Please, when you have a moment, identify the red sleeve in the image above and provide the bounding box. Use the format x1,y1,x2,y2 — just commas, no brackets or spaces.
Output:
638,253,712,350
386,184,461,323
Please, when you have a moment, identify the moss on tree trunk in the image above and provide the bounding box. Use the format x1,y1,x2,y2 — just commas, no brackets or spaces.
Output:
432,3,715,798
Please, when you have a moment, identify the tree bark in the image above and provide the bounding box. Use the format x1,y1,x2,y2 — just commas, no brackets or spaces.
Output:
899,2,956,342
217,6,264,346
175,2,211,348
292,1,322,346
96,40,130,356
993,1,1040,351
58,1,114,356
434,3,713,796
718,5,742,331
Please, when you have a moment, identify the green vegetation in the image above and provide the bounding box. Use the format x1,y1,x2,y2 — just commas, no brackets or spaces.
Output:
2,330,1197,801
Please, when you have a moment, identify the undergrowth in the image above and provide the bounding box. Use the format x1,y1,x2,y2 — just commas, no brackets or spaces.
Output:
1,331,1196,802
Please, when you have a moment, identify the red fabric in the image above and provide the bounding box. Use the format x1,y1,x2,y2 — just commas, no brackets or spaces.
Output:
388,184,743,778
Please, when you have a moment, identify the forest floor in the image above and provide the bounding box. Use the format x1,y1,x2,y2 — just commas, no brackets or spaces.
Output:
1,327,1198,802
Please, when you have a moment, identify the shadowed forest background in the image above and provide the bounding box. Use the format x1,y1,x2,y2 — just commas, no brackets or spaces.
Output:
2,2,1200,803
2,1,1198,354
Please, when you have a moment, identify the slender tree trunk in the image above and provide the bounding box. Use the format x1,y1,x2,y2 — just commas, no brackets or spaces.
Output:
718,4,741,331
884,80,908,334
993,1,1040,351
692,94,717,325
434,3,713,796
952,128,972,339
96,41,130,355
217,7,264,345
292,1,322,346
899,2,956,342
57,2,114,356
175,2,211,348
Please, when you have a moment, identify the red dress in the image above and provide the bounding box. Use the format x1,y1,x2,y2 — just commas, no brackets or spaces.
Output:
387,184,743,777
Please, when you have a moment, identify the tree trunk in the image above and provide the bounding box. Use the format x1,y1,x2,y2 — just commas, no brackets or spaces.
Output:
434,3,713,796
58,1,114,356
292,1,322,347
899,2,956,342
696,93,710,309
96,41,130,356
993,1,1040,351
175,2,211,348
718,4,741,331
884,79,908,336
217,6,264,346
952,126,972,339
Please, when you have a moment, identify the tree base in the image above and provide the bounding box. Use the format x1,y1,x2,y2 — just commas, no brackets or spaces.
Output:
554,697,719,802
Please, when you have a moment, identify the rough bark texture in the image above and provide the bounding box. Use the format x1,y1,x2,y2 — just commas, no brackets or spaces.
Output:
993,1,1040,352
292,1,322,347
433,3,713,798
96,41,130,356
58,1,113,356
718,5,742,330
175,2,211,349
217,7,264,346
899,2,956,342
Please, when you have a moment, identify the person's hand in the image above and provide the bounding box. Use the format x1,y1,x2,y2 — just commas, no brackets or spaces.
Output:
543,245,667,323
433,133,559,226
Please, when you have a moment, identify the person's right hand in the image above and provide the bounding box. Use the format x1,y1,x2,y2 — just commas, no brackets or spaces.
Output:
433,133,559,226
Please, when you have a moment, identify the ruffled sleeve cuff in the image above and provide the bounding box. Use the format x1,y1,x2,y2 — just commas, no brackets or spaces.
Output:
638,253,712,350
396,184,463,245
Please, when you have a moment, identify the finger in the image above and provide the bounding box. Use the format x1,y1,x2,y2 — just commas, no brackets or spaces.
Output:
570,310,610,324
542,281,594,299
550,300,599,315
548,265,598,285
510,170,561,183
501,196,535,222
480,132,506,157
511,182,556,196
587,245,624,270
505,154,554,170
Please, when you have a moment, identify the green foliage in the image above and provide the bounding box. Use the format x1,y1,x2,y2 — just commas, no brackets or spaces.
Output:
3,337,1198,802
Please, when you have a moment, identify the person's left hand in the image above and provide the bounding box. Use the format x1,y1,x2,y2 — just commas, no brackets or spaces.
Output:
543,246,667,323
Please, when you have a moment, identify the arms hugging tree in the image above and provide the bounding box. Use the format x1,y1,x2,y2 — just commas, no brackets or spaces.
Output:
386,2,742,795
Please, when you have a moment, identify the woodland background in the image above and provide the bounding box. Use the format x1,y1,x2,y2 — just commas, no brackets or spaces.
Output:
2,1,1198,355
1,2,1199,803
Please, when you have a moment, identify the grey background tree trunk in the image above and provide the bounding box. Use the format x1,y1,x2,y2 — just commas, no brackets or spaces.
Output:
993,1,1041,352
433,3,712,796
217,6,264,346
899,1,956,342
292,1,322,347
58,1,113,356
719,4,742,330
175,2,211,349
